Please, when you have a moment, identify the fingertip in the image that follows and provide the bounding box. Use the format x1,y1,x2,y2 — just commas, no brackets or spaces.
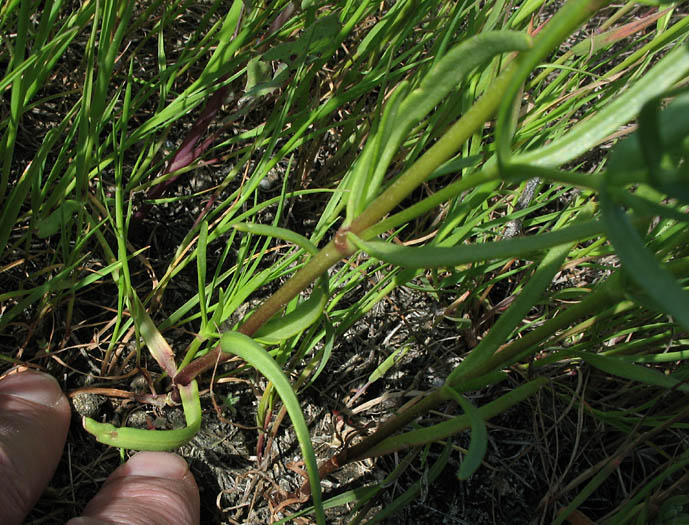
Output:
110,451,191,481
0,367,70,413
75,452,200,525
0,368,71,524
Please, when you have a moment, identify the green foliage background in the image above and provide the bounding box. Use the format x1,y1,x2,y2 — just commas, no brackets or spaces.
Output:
1,0,689,522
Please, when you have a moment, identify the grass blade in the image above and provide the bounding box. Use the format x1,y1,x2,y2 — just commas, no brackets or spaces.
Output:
253,275,329,345
443,386,488,480
219,331,325,525
600,191,689,334
574,350,689,393
233,222,319,255
348,219,602,268
367,378,548,458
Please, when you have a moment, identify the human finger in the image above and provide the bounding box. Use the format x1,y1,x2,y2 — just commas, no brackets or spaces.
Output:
66,451,200,525
0,368,71,525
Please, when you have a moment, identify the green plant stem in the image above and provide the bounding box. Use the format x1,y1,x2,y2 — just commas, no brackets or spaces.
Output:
297,388,446,497
175,0,614,393
363,168,499,238
366,377,548,458
496,0,612,167
174,241,342,384
342,62,520,241
175,57,523,386
83,380,201,450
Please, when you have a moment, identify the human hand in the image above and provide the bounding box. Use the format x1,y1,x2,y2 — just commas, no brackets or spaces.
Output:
0,368,200,525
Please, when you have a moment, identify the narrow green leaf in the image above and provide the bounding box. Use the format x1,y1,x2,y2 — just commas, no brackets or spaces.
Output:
347,219,602,268
366,378,548,458
219,331,324,525
273,486,381,524
197,221,209,328
443,387,488,480
37,200,82,238
305,319,335,387
202,0,245,80
253,276,328,345
623,350,689,364
634,0,678,4
346,80,409,220
233,222,319,255
210,287,226,328
617,190,689,224
514,42,689,168
133,296,178,378
368,345,410,383
346,30,532,221
574,350,689,393
496,0,616,170
600,191,689,334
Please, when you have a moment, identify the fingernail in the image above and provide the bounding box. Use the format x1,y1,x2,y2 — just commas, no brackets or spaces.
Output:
0,368,65,408
126,452,189,480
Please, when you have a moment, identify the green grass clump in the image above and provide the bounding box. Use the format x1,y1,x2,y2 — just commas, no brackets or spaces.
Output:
2,0,689,522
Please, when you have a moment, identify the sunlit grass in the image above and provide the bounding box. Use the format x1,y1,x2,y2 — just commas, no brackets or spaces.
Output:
2,0,689,522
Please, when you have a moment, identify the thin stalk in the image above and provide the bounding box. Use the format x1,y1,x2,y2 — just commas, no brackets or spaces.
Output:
477,270,627,373
362,168,499,239
341,63,519,240
175,59,522,385
174,0,614,387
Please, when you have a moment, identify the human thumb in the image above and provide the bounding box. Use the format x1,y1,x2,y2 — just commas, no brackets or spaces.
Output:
66,451,200,525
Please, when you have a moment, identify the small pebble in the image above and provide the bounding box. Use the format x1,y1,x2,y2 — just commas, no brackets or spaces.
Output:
127,410,149,429
71,393,106,418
